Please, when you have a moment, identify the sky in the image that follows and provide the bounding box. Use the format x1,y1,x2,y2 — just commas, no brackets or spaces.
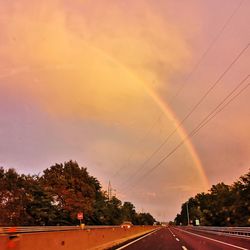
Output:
0,0,249,221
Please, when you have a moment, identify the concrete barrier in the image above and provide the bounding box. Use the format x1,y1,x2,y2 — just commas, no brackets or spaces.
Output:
0,236,8,250
0,226,158,250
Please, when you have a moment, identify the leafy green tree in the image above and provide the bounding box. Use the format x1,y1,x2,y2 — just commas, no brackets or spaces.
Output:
206,183,235,226
0,162,157,226
105,196,123,225
232,171,250,226
0,168,31,225
136,213,155,225
40,160,102,225
122,202,137,224
25,177,58,226
175,169,250,227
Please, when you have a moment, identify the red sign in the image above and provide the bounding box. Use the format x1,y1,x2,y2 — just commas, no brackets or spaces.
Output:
77,212,83,220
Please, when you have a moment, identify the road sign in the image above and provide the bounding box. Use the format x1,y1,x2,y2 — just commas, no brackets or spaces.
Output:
77,212,83,220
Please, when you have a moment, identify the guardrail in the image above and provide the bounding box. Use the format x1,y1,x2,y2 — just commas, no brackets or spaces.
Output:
0,225,158,250
191,226,250,237
0,225,120,235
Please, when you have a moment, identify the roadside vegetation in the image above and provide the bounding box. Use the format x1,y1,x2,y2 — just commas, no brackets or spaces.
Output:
175,169,250,226
0,160,155,226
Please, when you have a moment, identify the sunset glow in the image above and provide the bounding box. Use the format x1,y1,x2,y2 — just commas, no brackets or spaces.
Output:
1,0,249,221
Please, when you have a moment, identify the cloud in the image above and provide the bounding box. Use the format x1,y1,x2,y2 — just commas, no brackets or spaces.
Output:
1,0,219,221
0,0,191,126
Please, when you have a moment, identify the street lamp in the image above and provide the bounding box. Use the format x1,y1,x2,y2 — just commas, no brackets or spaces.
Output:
186,202,190,226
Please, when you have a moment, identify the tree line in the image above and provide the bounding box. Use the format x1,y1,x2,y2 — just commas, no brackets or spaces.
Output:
0,160,156,226
174,169,250,226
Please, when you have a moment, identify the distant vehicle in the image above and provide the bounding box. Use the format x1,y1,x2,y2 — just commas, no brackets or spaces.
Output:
121,221,133,229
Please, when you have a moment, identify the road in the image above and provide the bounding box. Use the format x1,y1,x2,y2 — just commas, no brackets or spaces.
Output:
115,227,250,250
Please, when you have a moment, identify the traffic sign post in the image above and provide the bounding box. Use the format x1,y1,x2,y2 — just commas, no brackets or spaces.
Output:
77,212,84,228
195,219,200,226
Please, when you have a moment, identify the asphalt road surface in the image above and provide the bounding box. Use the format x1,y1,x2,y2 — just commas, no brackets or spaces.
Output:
115,227,250,250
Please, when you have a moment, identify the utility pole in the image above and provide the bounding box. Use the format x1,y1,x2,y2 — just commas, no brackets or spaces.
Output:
186,201,190,226
107,181,116,200
108,181,112,201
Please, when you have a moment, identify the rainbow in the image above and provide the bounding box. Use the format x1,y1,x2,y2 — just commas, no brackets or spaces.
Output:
84,44,210,191
1,41,210,191
145,89,210,190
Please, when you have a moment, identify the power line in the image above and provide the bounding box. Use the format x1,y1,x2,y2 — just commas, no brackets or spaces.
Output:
112,1,244,181
120,44,249,188
168,0,245,104
140,76,250,182
124,75,250,189
111,114,162,179
191,79,250,136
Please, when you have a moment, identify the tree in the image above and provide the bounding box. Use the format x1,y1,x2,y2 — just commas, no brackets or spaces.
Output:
122,202,137,224
174,169,250,226
136,213,155,225
40,160,103,225
0,161,157,226
0,168,31,226
25,176,58,226
231,171,250,226
104,196,123,225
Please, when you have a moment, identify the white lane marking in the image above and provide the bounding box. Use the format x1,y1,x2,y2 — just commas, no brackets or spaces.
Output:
175,228,248,250
116,228,162,250
182,246,188,250
168,227,175,236
168,228,178,239
176,238,180,241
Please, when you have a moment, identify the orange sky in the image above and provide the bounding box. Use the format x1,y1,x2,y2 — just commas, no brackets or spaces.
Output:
0,0,249,221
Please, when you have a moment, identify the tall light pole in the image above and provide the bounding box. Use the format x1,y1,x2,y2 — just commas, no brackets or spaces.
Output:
186,202,190,226
108,181,112,201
